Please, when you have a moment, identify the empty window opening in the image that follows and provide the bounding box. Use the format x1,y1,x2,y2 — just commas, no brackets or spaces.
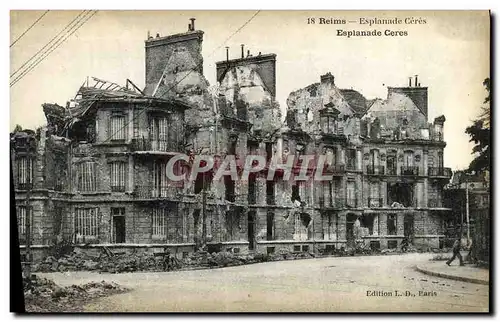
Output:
265,142,273,163
224,175,235,202
267,247,275,254
386,150,397,175
387,214,397,235
387,183,414,207
359,214,375,236
266,181,275,205
248,173,256,204
387,240,398,249
267,212,275,241
112,208,126,243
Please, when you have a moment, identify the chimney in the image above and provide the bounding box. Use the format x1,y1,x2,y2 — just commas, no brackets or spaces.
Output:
414,75,418,87
408,77,412,87
320,72,335,85
156,33,160,38
225,46,229,61
247,49,251,57
241,44,245,58
190,18,196,31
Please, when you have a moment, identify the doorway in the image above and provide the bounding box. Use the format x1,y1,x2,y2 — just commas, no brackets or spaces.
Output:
111,208,125,243
346,213,357,246
404,214,414,242
248,211,256,250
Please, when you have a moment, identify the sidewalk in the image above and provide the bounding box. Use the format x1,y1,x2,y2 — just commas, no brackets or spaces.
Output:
415,259,489,285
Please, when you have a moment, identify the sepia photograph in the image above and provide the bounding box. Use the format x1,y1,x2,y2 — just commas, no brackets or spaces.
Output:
9,9,491,313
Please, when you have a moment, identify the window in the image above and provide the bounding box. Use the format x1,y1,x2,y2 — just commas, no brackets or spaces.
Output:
150,116,168,151
323,213,336,240
110,114,126,141
16,157,33,189
370,149,379,167
76,161,97,192
369,182,380,207
294,213,310,241
267,212,275,240
386,150,397,175
152,208,166,237
437,152,444,169
17,206,29,235
74,208,99,239
404,151,414,167
153,161,169,197
347,149,356,170
110,162,127,192
346,181,356,207
387,214,397,235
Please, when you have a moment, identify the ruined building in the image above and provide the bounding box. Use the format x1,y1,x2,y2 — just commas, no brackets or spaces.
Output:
12,20,452,261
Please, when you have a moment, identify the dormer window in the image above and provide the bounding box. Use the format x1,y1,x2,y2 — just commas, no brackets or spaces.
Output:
320,104,340,135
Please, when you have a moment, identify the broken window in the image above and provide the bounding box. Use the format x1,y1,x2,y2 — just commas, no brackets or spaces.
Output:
16,156,33,189
267,212,275,241
346,149,356,170
359,214,374,235
368,149,380,174
110,161,127,192
294,212,310,241
110,113,126,141
152,207,166,238
74,207,99,241
76,161,97,192
387,183,414,207
149,115,169,151
387,214,397,235
291,184,301,203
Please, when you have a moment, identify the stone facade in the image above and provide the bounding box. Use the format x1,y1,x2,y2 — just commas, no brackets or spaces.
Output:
12,20,453,260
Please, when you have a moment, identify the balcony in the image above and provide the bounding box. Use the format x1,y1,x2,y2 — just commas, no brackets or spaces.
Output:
366,165,385,175
319,197,344,209
401,166,419,176
368,197,383,208
386,167,397,176
346,162,357,171
111,185,126,193
16,182,33,190
133,185,179,200
131,138,178,152
428,167,452,178
345,198,358,208
428,198,443,208
323,164,345,176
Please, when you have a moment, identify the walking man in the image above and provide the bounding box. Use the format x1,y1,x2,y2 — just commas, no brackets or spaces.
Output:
446,238,464,266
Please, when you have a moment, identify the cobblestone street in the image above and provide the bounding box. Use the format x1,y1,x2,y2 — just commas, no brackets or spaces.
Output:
40,253,489,312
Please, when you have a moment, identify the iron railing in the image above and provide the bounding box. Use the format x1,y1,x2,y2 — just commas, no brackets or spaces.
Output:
401,166,419,176
428,167,452,178
367,165,385,175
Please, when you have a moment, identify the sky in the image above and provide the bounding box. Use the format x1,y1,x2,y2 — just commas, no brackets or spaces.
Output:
9,10,490,170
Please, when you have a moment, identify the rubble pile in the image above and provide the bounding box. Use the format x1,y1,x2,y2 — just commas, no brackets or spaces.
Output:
23,275,128,312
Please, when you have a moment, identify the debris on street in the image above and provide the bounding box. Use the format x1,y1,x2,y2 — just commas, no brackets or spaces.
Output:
23,275,128,312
